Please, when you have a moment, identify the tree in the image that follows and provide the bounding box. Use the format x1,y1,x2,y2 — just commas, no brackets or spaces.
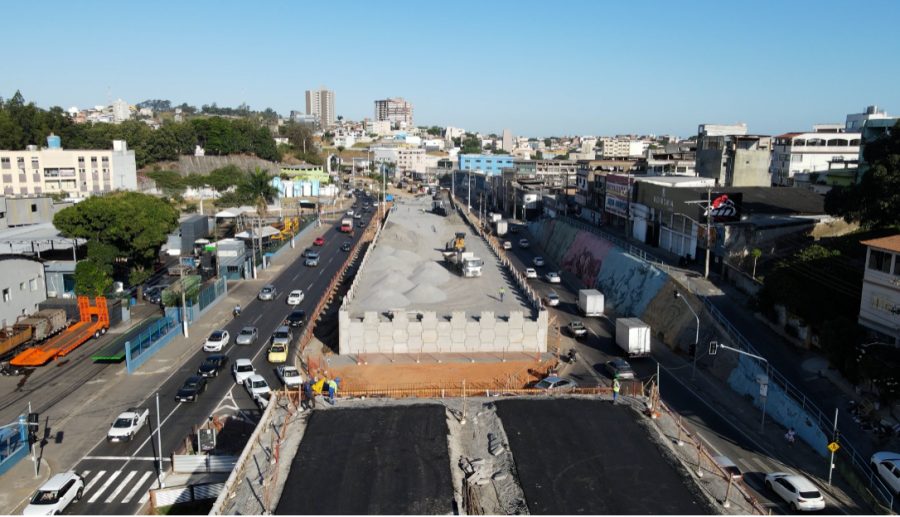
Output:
237,166,278,262
336,145,346,174
337,115,343,122
751,248,762,279
825,120,900,228
534,150,543,160
493,148,510,155
460,137,481,155
54,192,180,299
427,126,443,136
544,138,552,147
73,260,113,297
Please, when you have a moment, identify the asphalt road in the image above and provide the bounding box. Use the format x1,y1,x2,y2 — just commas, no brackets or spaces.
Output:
52,202,377,515
275,405,453,515
499,216,849,515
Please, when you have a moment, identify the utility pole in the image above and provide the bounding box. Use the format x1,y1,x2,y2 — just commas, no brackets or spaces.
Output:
705,184,712,279
674,290,700,380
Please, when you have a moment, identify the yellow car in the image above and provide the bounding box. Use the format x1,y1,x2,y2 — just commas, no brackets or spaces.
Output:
268,343,288,363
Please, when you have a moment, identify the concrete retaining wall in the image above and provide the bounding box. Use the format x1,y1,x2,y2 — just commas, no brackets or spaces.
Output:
339,309,548,355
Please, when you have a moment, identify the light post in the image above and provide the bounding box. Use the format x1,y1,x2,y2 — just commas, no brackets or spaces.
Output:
674,290,700,380
710,342,770,430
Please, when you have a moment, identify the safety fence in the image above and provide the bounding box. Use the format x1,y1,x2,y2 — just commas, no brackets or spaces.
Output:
150,480,224,511
336,379,644,400
198,276,227,312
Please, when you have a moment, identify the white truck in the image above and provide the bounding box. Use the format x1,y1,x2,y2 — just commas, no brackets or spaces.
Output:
577,289,605,317
615,318,651,358
495,220,508,236
444,251,484,277
489,212,502,223
106,407,150,443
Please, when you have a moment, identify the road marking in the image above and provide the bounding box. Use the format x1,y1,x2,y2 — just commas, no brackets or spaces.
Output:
696,432,722,455
105,470,137,503
88,470,120,503
253,314,261,324
83,470,104,493
121,472,153,503
83,456,169,461
738,458,755,473
753,457,770,472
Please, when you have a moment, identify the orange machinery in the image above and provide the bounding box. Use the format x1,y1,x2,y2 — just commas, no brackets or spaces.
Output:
10,297,109,367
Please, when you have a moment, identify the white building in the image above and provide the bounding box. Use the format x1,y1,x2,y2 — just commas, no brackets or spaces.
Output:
305,86,335,127
423,139,444,151
397,148,426,173
372,147,399,165
858,235,900,344
112,99,130,123
445,127,465,140
600,138,644,158
374,98,414,126
365,120,391,136
501,130,513,152
846,105,892,132
770,126,860,187
334,135,356,148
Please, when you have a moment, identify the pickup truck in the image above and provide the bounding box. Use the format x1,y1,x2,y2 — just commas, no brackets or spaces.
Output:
107,407,149,442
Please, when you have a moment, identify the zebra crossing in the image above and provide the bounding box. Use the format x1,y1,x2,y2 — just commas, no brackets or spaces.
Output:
72,469,157,508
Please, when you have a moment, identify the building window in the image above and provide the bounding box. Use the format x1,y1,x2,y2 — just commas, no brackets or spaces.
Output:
2,288,9,302
31,157,39,169
19,282,25,291
869,249,893,273
0,158,9,169
30,278,38,291
17,157,25,169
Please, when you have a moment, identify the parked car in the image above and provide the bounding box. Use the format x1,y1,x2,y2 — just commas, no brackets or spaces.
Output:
764,472,825,512
202,330,230,352
533,257,545,267
605,360,635,379
302,247,314,258
285,310,306,327
198,354,229,378
314,236,325,245
546,272,561,283
276,366,304,389
871,452,900,493
545,293,560,307
244,374,272,398
232,358,256,384
568,320,588,338
305,253,320,267
525,268,537,279
519,239,529,248
235,327,259,345
503,241,512,250
341,242,352,251
175,376,207,402
534,376,577,392
23,472,85,515
287,290,305,305
258,284,277,301
143,285,165,304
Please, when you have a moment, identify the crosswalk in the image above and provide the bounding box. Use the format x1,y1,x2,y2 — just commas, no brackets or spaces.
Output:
77,469,157,506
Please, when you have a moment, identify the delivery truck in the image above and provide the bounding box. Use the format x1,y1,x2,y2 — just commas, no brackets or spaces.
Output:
577,289,604,317
494,220,508,236
615,318,651,358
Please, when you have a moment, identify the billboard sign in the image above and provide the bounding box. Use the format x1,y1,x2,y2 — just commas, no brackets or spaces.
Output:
703,192,742,223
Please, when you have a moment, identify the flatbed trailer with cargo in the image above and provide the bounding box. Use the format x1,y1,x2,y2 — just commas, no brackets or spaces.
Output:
10,297,109,367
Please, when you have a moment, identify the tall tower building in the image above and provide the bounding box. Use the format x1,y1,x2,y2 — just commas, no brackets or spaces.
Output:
374,97,414,127
305,86,335,127
501,129,512,152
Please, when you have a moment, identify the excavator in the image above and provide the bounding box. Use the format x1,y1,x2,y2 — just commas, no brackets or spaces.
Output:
446,232,466,253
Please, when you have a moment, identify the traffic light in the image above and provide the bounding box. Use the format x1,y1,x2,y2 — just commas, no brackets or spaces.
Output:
27,413,38,433
689,343,697,357
833,429,841,444
709,342,718,355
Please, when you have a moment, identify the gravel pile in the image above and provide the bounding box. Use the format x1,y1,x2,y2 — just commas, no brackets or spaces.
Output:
409,261,453,286
360,289,410,308
372,272,416,293
404,283,447,304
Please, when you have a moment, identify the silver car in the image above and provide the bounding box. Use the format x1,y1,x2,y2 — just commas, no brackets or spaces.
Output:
605,360,635,379
258,284,277,301
235,327,258,345
305,253,320,267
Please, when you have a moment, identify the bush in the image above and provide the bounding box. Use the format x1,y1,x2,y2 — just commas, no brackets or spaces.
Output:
184,202,197,213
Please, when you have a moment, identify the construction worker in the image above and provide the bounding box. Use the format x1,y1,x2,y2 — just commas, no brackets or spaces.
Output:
612,375,620,404
303,379,315,410
327,378,338,405
499,287,505,302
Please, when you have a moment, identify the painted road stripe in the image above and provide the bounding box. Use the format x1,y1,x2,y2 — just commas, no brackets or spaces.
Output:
752,457,770,472
83,470,105,494
105,471,137,503
121,472,153,504
84,456,168,461
88,470,121,503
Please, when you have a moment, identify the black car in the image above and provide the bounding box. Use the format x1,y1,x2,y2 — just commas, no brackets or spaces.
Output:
341,242,352,251
144,285,166,304
509,227,519,234
285,310,306,327
175,376,207,402
197,354,229,378
357,221,366,228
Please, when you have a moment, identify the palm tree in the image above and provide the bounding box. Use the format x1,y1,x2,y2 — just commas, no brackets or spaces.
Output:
751,248,762,279
238,166,278,273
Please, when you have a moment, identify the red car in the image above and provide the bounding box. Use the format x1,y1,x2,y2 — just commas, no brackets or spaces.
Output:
314,236,325,246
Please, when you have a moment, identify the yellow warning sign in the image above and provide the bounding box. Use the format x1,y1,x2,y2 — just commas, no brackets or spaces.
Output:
828,442,840,452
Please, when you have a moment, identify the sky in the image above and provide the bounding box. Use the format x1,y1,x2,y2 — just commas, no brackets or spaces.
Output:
3,0,899,138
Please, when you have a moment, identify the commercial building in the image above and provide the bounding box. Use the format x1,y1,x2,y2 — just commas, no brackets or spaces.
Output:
0,137,137,196
397,149,427,173
0,255,47,327
769,126,860,187
695,124,772,187
305,86,335,127
858,236,900,344
458,154,514,176
374,97,414,126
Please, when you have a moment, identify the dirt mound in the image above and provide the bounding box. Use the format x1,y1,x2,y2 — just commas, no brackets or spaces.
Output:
409,261,453,286
404,283,447,304
372,272,416,293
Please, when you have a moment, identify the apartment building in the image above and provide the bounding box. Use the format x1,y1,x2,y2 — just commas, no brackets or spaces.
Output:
374,97,414,126
364,119,391,136
0,138,137,197
397,149,426,173
600,138,644,158
305,86,335,127
770,125,860,187
695,124,772,187
858,235,900,343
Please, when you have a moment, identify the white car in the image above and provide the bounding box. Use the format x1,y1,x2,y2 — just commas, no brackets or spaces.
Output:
287,290,305,305
347,209,354,216
533,257,545,267
871,452,900,493
764,472,825,512
276,366,304,389
232,358,256,384
525,268,537,279
202,330,229,352
24,472,85,515
244,374,272,399
546,272,561,283
503,241,512,250
545,293,560,306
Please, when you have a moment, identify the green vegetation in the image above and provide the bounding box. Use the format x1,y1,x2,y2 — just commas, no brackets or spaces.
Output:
825,120,900,228
426,126,443,136
72,260,113,297
460,136,481,155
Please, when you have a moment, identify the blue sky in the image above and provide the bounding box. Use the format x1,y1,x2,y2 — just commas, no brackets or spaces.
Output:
3,0,898,138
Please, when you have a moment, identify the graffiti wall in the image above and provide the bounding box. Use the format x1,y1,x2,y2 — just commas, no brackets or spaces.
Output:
595,249,670,318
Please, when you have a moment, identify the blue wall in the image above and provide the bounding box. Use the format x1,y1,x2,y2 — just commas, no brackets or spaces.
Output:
458,154,514,175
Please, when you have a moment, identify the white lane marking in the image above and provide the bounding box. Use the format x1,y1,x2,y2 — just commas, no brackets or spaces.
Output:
738,458,755,473
84,456,169,461
696,432,722,456
83,470,105,493
753,457,770,472
121,471,153,503
88,470,121,503
253,314,262,324
105,470,137,503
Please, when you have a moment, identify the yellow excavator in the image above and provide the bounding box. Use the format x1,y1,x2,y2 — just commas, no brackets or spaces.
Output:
446,232,466,252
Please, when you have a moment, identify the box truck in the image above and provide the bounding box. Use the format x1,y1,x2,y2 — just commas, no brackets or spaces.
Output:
615,318,651,358
577,289,604,317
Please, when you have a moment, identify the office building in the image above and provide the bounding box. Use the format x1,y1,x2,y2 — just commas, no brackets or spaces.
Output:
599,138,644,158
375,97,414,126
305,86,335,127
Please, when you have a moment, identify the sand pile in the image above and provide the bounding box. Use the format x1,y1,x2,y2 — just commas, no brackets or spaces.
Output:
360,289,410,308
392,249,422,265
410,261,453,286
404,283,447,304
372,272,415,293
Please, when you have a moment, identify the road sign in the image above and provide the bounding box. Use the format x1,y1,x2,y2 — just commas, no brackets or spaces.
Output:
828,442,840,452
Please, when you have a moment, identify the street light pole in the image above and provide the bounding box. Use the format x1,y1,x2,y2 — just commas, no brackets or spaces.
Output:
674,290,700,380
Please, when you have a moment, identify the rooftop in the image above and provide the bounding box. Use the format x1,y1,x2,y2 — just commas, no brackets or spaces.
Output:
861,235,900,254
